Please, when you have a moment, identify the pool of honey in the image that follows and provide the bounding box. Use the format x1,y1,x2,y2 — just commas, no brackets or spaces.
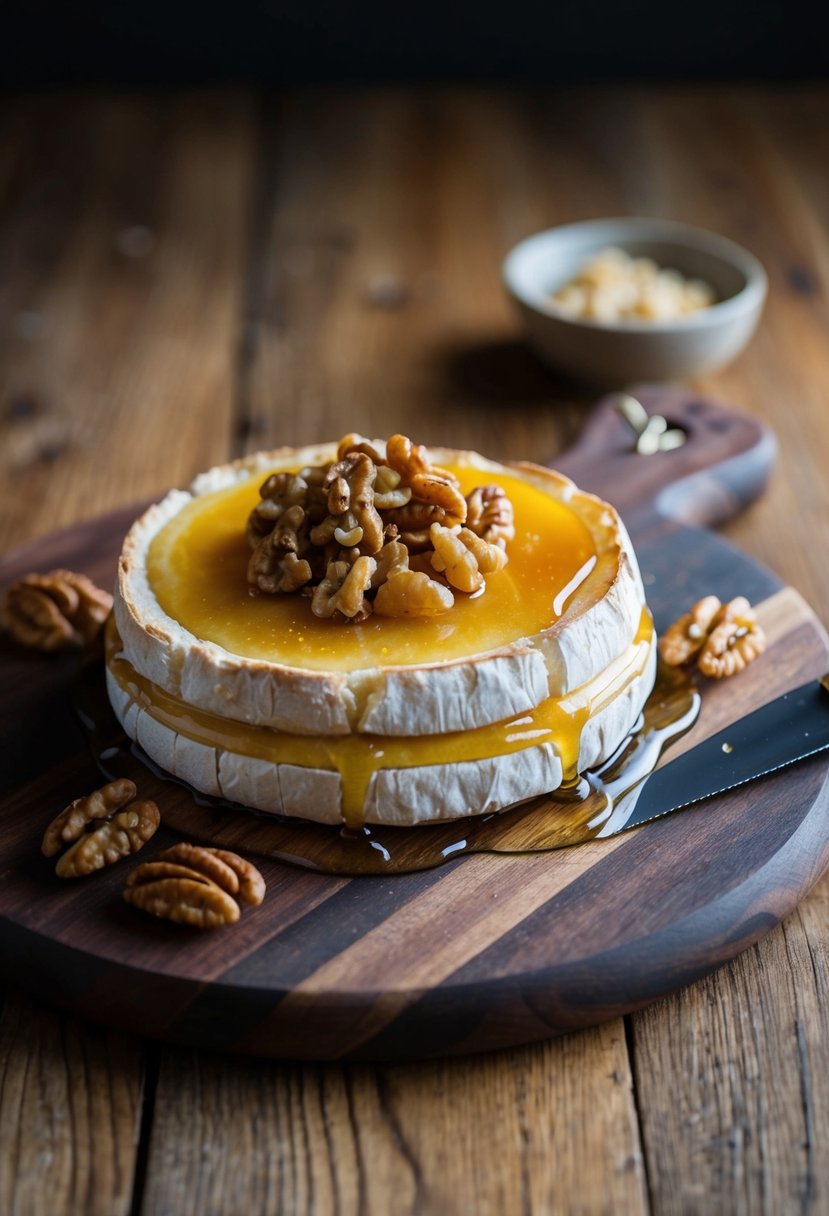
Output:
146,462,598,671
76,657,700,875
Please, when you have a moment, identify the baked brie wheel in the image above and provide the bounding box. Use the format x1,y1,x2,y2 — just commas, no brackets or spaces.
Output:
107,443,656,828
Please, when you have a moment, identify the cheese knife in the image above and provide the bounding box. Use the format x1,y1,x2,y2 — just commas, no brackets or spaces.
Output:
597,674,829,837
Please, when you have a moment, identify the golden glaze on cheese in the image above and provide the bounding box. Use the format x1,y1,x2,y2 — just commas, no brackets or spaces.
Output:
146,464,596,672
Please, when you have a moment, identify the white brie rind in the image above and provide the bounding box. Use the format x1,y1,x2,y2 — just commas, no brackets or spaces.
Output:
106,639,656,826
114,447,649,739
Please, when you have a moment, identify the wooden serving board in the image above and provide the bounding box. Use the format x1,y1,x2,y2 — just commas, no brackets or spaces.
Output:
2,388,829,1062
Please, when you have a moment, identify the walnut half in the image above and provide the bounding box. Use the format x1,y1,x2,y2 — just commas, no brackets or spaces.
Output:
697,598,767,679
658,595,722,667
123,843,266,928
659,595,766,679
2,569,112,652
42,779,160,878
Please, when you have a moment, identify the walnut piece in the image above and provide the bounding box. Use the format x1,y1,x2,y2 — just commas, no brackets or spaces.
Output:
124,874,240,928
56,803,161,878
247,472,308,547
311,556,377,620
429,523,484,593
336,432,386,465
465,485,515,547
42,779,160,877
374,569,454,617
248,504,313,594
697,598,766,679
2,569,112,652
243,432,515,619
549,247,716,322
42,778,137,856
124,842,266,927
371,539,410,587
383,500,448,551
659,594,766,679
386,434,467,523
310,453,384,555
373,465,412,510
658,595,723,667
154,842,266,905
456,528,509,574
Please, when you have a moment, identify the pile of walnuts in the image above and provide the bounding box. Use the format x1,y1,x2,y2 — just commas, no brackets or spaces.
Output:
246,433,516,621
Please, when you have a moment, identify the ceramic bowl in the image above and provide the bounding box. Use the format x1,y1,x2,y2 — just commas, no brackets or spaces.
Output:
502,217,767,384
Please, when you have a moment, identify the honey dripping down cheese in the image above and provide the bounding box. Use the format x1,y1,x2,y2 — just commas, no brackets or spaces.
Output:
80,654,699,874
105,612,652,829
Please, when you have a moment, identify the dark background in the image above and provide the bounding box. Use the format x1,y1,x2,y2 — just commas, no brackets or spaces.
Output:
3,0,829,87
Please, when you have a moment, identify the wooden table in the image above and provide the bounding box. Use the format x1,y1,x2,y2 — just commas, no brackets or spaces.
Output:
2,85,828,1215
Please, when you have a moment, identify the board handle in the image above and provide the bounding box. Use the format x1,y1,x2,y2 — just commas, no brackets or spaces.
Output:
555,387,777,528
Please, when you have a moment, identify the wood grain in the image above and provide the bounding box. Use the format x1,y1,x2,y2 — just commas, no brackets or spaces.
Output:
140,1024,646,1216
3,83,829,1215
0,991,145,1216
0,92,254,551
632,932,825,1216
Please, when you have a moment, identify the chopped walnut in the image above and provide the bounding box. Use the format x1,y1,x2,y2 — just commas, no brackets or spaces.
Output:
387,434,467,523
371,539,410,587
42,779,160,877
310,453,384,555
430,523,484,594
243,432,515,619
296,465,331,522
465,485,515,548
248,504,313,594
373,465,412,510
124,842,266,927
2,569,112,652
42,778,137,856
375,570,455,617
383,500,448,552
659,594,766,679
312,556,377,621
246,472,308,547
336,432,387,464
411,474,467,522
457,528,509,574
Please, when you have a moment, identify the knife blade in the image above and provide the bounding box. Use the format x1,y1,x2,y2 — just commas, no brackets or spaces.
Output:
597,675,829,838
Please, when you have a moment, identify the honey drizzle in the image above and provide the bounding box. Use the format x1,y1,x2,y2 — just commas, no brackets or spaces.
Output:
105,612,654,829
77,657,699,874
145,462,598,672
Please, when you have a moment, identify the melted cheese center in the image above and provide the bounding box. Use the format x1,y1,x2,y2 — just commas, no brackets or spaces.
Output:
107,613,653,827
146,464,597,672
